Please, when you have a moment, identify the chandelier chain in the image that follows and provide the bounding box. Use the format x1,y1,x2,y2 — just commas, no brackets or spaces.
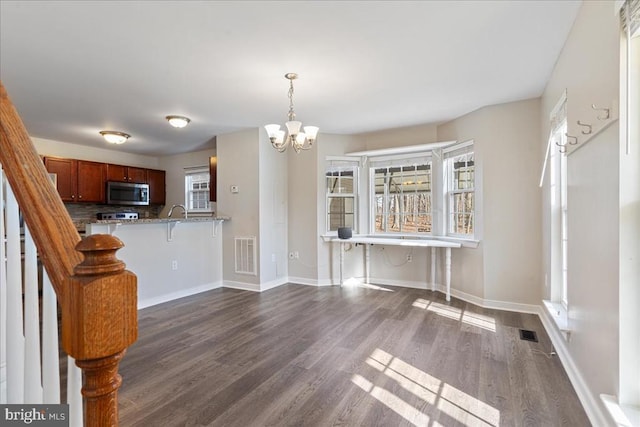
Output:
287,78,296,121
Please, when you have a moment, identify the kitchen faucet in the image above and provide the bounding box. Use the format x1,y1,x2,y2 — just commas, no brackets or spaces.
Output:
168,204,188,219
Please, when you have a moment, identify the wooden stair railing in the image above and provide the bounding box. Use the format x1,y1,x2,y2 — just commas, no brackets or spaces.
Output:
0,81,137,426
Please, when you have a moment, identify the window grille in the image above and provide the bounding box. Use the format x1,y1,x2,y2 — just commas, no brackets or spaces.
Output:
444,142,474,237
184,167,211,212
326,158,359,232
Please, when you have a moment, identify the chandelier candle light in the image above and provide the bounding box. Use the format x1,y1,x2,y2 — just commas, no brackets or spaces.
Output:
265,73,319,153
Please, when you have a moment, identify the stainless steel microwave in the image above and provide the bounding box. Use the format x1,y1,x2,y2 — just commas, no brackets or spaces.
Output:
107,181,150,206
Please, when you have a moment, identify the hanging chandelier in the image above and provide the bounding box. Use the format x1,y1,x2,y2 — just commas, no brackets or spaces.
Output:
264,73,319,153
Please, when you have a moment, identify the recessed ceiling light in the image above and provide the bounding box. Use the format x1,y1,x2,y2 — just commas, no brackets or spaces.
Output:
166,115,191,128
99,130,130,144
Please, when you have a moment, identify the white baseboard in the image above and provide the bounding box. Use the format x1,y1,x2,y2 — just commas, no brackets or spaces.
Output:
222,280,261,292
137,282,222,309
259,277,288,292
288,276,334,287
451,288,540,314
288,276,318,286
359,276,429,290
539,306,610,427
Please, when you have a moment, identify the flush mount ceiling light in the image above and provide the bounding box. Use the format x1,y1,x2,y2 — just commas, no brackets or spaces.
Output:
99,130,130,144
264,73,319,153
166,115,191,128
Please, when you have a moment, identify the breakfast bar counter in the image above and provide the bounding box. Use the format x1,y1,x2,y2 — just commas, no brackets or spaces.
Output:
87,216,228,309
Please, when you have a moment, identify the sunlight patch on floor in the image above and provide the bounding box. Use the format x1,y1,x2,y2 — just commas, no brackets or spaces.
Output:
353,348,500,427
412,298,496,332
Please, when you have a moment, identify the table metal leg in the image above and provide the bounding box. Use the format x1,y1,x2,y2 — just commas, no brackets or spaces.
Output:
339,242,344,286
364,244,370,284
445,247,452,301
430,247,436,292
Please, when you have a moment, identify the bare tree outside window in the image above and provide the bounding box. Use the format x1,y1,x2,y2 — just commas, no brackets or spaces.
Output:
446,153,474,236
374,164,432,234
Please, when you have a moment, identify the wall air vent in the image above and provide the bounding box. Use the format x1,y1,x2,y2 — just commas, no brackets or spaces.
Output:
235,236,256,275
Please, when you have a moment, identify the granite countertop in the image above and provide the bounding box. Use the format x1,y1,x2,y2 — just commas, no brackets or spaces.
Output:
93,216,230,225
74,216,230,233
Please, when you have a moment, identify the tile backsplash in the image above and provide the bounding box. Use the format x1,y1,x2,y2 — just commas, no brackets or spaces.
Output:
65,203,162,222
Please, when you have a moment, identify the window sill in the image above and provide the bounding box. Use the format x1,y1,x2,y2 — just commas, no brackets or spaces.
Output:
437,236,480,248
543,300,571,340
601,394,640,427
321,234,480,248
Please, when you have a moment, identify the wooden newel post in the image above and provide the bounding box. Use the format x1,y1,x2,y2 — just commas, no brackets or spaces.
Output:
62,234,138,427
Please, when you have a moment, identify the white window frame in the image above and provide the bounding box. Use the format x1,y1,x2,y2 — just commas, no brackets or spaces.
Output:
369,153,433,236
325,157,359,234
443,140,475,239
184,166,212,213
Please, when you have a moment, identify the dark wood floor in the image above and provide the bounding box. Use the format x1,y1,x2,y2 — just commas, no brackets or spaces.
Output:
117,284,590,426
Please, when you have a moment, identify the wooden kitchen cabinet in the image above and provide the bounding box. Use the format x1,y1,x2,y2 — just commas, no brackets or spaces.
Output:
44,157,76,202
107,164,147,183
147,169,166,205
209,156,217,202
44,157,105,203
76,160,106,202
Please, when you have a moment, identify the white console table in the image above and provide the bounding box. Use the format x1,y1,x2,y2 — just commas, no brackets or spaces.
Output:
332,237,461,301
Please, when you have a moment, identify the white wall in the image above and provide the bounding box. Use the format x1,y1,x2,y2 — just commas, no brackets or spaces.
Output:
33,137,160,168
359,123,439,150
539,2,621,425
438,98,542,305
158,148,216,216
287,138,320,283
258,130,288,288
216,128,261,289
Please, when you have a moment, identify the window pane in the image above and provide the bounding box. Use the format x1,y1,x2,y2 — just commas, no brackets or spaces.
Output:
328,213,354,230
185,169,211,211
326,171,354,193
452,192,474,214
452,153,475,190
446,147,474,236
373,162,431,235
449,213,473,234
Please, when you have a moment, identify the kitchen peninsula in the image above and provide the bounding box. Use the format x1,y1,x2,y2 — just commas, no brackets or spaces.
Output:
87,216,229,309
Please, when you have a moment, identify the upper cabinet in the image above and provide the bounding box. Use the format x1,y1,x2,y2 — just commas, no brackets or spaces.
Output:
44,156,165,205
209,156,217,202
107,164,148,183
147,169,166,205
44,157,76,201
44,157,106,203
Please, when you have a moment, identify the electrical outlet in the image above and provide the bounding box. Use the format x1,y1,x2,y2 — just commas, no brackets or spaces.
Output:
171,260,178,270
406,254,412,262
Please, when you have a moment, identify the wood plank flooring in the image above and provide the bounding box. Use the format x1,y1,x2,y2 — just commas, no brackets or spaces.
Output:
117,284,590,426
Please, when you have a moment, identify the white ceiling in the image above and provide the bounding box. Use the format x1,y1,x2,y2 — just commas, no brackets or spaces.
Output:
0,1,581,156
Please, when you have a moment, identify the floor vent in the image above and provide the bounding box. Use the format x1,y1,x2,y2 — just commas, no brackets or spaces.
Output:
519,329,538,342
